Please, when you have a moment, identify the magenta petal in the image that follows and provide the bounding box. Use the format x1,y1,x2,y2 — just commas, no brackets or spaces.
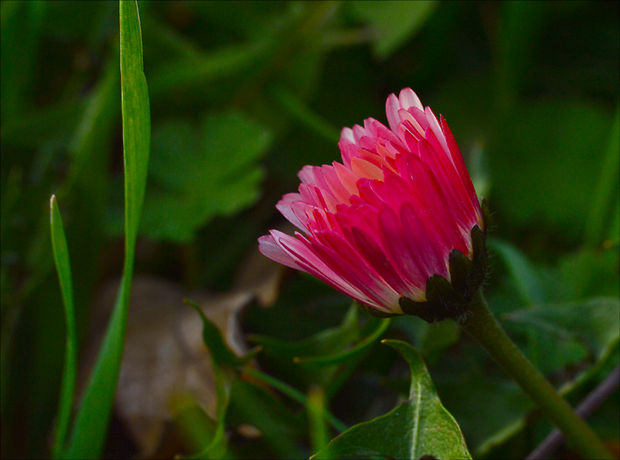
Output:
400,203,450,280
310,231,401,311
274,231,377,305
377,206,426,298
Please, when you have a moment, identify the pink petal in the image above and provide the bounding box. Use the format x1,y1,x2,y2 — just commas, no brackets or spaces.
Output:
386,93,402,132
399,88,423,111
276,193,307,232
258,234,302,270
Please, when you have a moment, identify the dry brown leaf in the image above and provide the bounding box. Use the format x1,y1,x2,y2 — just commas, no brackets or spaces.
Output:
77,240,287,456
80,275,250,456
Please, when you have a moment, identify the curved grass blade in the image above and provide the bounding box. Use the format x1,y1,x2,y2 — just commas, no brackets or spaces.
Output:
49,196,77,458
294,318,391,368
65,1,150,457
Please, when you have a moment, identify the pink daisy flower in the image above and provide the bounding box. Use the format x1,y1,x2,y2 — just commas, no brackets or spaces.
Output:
258,88,485,316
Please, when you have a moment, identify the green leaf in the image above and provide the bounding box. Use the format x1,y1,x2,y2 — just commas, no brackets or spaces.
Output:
65,2,150,457
49,196,77,459
315,340,471,460
171,394,221,457
251,305,359,360
250,305,361,387
107,111,272,241
228,379,304,458
183,299,260,459
184,299,258,368
294,317,391,368
118,2,150,251
348,1,437,59
505,297,620,362
488,238,544,306
243,367,347,434
473,298,620,456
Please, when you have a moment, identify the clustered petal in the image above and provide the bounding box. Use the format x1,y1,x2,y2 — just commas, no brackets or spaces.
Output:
259,88,483,315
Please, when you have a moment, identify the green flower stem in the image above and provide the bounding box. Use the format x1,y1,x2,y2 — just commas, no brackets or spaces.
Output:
459,289,613,459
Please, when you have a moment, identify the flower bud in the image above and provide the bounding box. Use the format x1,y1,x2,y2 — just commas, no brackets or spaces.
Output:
259,88,487,319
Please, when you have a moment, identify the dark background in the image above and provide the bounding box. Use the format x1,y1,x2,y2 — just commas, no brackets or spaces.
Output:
2,1,618,458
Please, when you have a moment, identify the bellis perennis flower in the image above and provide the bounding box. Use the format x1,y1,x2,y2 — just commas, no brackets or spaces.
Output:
259,88,488,319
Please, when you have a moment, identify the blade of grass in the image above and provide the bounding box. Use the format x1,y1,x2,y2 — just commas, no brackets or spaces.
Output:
49,196,77,459
64,1,150,457
585,108,620,248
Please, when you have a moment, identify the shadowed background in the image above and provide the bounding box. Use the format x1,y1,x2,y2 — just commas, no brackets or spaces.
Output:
1,1,618,458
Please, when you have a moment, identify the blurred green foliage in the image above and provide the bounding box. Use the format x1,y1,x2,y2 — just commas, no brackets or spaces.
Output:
1,1,618,459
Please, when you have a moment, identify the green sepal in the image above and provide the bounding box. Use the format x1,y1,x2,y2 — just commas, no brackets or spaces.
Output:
448,248,473,297
399,224,488,323
481,198,492,231
470,225,488,292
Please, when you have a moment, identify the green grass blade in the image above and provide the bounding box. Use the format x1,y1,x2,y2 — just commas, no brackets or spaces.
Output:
49,195,78,458
585,108,620,248
64,1,150,457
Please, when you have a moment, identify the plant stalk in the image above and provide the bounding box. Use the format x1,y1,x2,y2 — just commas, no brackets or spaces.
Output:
459,289,613,459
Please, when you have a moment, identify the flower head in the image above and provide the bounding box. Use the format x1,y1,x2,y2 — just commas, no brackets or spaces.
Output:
259,88,486,317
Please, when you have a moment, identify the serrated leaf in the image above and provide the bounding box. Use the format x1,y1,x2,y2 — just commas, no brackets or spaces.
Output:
315,340,471,460
505,297,620,361
110,111,272,242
